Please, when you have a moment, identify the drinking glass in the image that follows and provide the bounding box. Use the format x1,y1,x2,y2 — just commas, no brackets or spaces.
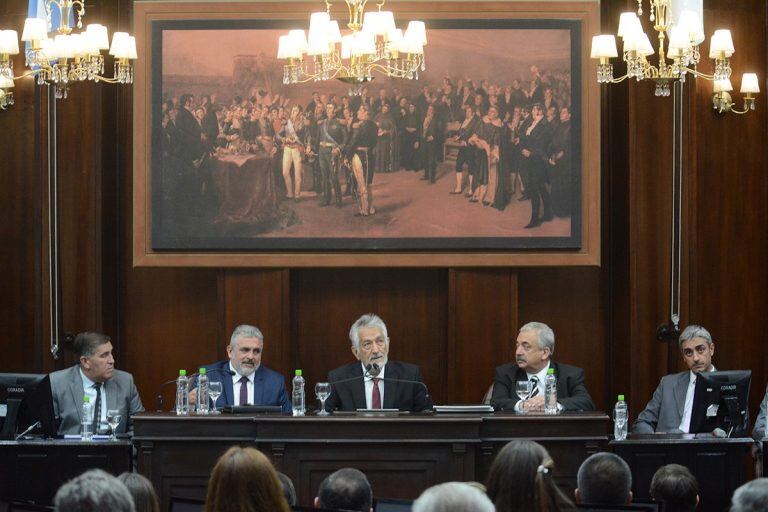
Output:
106,409,122,440
516,380,532,414
315,382,331,416
208,381,223,415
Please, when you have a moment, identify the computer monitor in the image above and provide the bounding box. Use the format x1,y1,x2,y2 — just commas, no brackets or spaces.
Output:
689,370,751,437
0,373,58,440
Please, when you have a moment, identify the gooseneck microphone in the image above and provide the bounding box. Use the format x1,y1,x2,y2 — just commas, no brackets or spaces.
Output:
155,368,236,412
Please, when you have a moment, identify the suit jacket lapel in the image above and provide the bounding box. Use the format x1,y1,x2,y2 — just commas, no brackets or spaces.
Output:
383,363,399,409
349,364,367,410
674,372,690,419
253,366,265,406
69,366,85,422
222,363,235,406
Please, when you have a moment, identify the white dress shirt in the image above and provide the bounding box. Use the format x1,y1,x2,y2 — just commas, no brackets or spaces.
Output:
362,362,386,409
79,368,108,430
679,365,716,433
514,363,563,412
231,362,256,406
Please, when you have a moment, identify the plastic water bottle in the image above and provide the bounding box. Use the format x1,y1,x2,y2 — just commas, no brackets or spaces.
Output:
81,396,93,440
614,394,628,440
544,368,558,415
176,369,189,415
196,367,209,415
292,369,305,416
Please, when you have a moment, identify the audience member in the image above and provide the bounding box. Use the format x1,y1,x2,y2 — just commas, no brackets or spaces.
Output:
731,478,768,512
314,468,373,512
486,440,573,512
278,472,298,507
412,482,495,512
575,452,632,505
118,472,160,512
54,469,135,512
205,446,290,512
649,464,698,512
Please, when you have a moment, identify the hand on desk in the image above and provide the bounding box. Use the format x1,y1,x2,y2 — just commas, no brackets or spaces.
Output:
522,396,545,412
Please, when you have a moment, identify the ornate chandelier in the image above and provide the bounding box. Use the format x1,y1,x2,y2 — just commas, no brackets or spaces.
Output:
0,0,137,108
277,0,426,94
590,0,759,114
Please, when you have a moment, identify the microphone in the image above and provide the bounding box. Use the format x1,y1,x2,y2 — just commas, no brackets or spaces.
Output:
155,368,236,412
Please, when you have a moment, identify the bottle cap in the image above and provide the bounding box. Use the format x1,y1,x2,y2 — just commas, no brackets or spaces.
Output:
618,394,625,401
199,367,207,375
547,368,555,375
83,396,90,403
179,369,187,376
295,369,302,376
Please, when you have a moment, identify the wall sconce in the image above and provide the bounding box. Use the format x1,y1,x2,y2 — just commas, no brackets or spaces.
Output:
713,73,760,115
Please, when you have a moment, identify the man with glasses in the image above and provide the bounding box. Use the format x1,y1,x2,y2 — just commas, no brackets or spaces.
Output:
325,313,432,412
632,324,716,433
490,321,595,412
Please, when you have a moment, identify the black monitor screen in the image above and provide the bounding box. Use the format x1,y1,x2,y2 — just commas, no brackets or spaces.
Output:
0,373,58,440
689,370,751,437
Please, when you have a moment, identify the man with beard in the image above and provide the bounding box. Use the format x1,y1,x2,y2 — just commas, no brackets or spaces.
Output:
490,321,595,412
325,314,433,412
345,105,379,216
191,324,291,413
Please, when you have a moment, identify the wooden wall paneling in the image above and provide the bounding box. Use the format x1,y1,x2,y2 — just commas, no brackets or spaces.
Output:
447,269,517,404
603,0,632,420
626,77,675,417
517,268,607,409
122,268,221,409
0,1,47,373
290,269,447,402
219,269,291,375
689,0,768,415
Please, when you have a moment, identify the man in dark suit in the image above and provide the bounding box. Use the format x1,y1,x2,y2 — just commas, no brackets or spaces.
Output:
490,321,595,412
192,324,291,413
325,314,432,412
50,332,144,435
632,325,716,433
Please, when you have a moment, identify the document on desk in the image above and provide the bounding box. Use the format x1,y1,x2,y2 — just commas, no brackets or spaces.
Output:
433,405,494,413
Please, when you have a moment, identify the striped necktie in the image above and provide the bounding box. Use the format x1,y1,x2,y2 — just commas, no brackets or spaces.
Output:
529,376,540,398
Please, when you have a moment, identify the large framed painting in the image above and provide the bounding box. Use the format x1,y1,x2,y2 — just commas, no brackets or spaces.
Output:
133,2,600,266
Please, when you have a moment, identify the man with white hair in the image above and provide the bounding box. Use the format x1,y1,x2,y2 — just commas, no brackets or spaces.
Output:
192,324,290,412
325,313,432,412
731,478,768,512
490,321,595,412
54,469,135,512
412,482,495,512
633,324,716,433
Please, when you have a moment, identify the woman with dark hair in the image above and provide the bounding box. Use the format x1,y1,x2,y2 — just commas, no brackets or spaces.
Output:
486,440,573,512
118,472,160,512
205,446,290,512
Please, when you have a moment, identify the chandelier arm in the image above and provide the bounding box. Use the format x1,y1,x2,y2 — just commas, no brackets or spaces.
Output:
725,106,750,115
685,68,715,80
12,70,43,80
610,74,631,83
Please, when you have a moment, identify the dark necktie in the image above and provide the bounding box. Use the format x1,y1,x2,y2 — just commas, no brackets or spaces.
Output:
529,377,540,398
372,378,382,409
239,376,249,406
92,382,102,433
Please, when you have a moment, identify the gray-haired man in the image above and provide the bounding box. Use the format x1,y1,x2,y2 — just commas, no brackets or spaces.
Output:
633,324,716,433
324,313,432,412
50,332,144,435
54,469,135,512
193,324,290,413
490,321,595,412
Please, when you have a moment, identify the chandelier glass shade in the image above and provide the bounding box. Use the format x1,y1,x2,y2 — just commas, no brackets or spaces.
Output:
277,0,426,93
0,0,137,108
590,0,758,113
